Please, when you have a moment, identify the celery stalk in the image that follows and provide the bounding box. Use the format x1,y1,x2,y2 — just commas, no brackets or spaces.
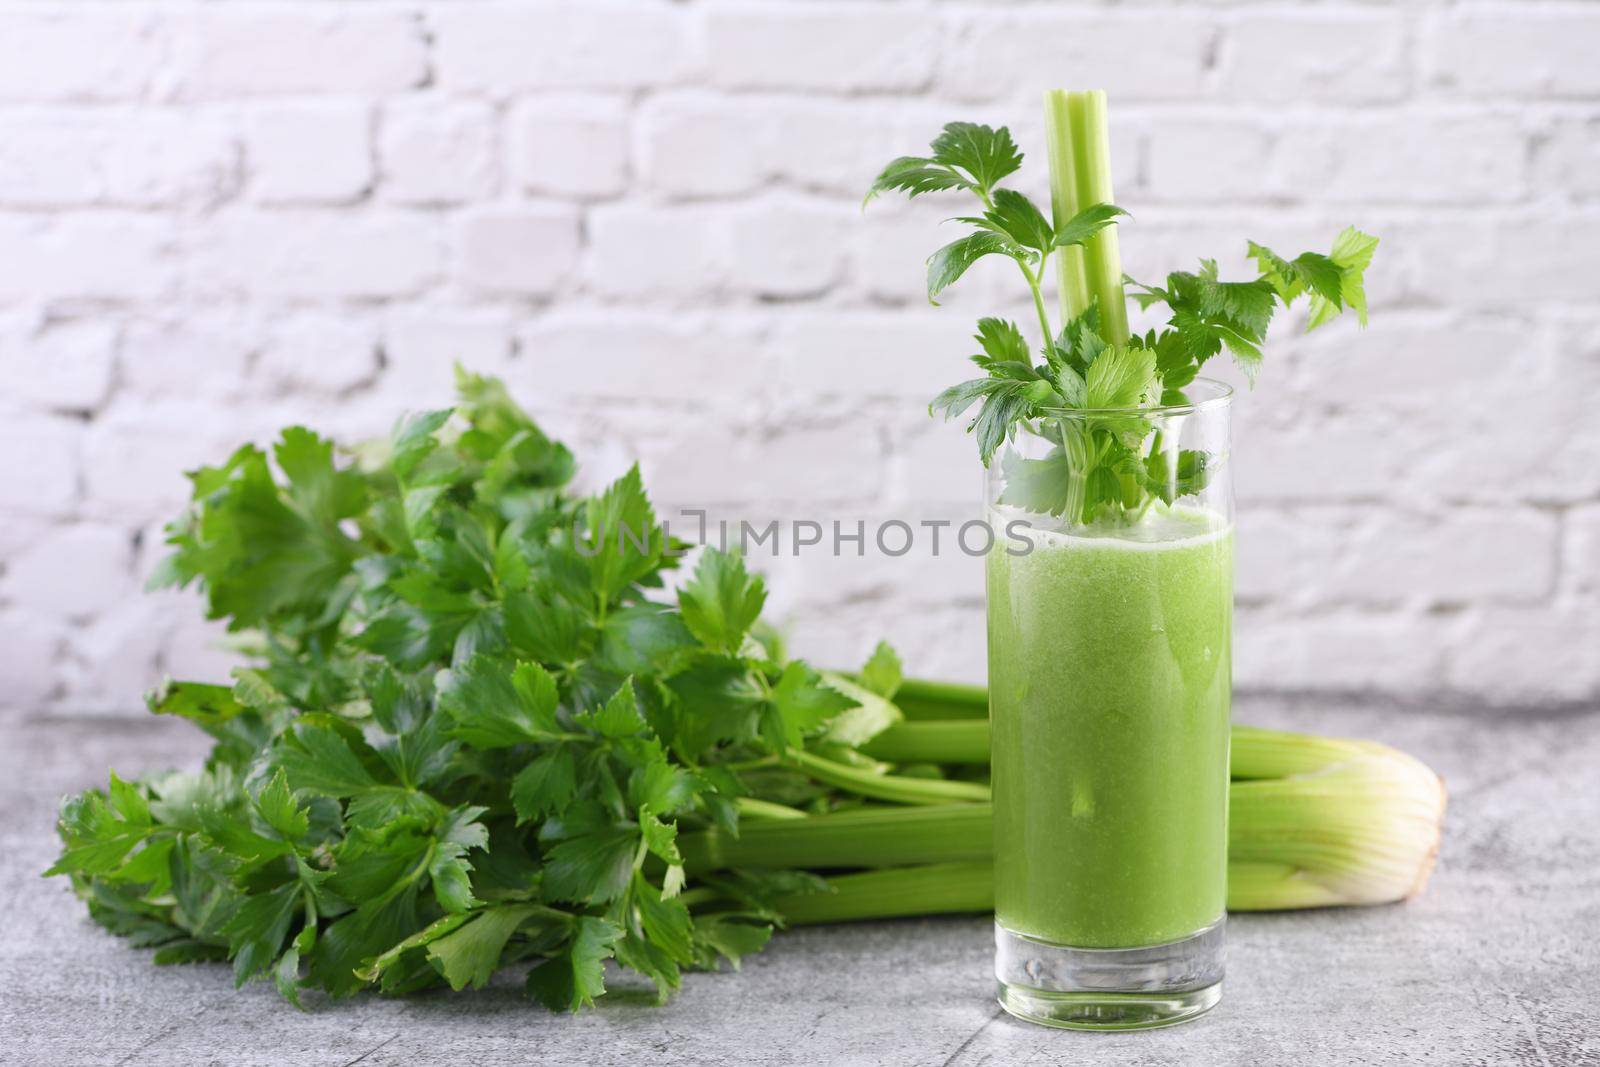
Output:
681,804,991,874
775,863,994,926
1044,90,1091,325
859,720,990,764
783,749,990,806
887,678,988,720
702,722,1445,914
1043,89,1129,344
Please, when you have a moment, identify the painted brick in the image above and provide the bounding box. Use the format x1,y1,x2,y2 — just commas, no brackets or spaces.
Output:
706,5,937,92
455,207,581,296
1445,608,1600,704
189,212,440,299
380,98,497,205
433,4,693,95
62,600,167,713
639,98,768,199
258,314,380,395
1219,12,1407,103
646,423,883,509
1533,117,1600,201
520,312,766,405
1146,119,1275,201
0,417,80,518
766,102,898,198
1567,505,1600,599
169,10,426,98
892,417,985,508
0,112,237,208
1234,609,1448,695
0,611,66,709
770,312,971,401
1,523,134,620
0,318,116,413
1329,510,1559,606
726,202,849,297
509,98,630,199
586,205,727,299
1429,11,1600,99
0,214,174,300
1276,117,1526,204
245,103,371,205
942,14,1212,102
381,311,514,401
0,10,163,103
118,313,254,401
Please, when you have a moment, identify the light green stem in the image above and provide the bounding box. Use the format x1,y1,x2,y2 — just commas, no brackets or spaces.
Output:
783,749,990,806
889,678,988,720
1044,89,1129,345
680,803,992,873
859,720,990,765
776,862,994,925
1044,90,1091,323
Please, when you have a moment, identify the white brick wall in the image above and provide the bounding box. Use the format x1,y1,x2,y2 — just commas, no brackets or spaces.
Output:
0,0,1596,715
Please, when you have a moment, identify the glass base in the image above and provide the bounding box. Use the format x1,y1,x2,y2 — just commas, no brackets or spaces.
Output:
994,918,1224,1031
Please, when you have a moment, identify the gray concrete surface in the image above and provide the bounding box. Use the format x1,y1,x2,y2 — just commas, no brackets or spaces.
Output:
2,696,1596,1066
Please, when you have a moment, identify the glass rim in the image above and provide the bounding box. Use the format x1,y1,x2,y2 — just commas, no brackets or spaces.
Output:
1037,377,1234,419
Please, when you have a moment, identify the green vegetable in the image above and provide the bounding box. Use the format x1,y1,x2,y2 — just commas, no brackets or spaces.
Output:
46,378,1439,1012
866,90,1378,523
49,371,850,1011
685,714,1448,917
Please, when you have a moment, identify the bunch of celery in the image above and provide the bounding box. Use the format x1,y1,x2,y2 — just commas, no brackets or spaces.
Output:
47,375,1444,1013
682,678,1448,923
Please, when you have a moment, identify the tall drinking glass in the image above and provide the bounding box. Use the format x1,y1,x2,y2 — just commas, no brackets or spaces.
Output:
987,380,1233,1029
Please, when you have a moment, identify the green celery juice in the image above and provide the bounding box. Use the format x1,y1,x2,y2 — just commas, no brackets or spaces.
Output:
987,506,1232,948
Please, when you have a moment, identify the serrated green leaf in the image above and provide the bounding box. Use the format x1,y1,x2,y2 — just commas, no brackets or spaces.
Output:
928,122,1022,192
863,156,970,203
818,672,902,747
638,807,682,867
980,188,1054,253
430,805,489,913
540,829,637,905
437,656,560,749
973,318,1030,366
856,641,902,700
253,771,309,842
996,448,1076,517
694,917,772,970
587,678,645,739
503,586,588,665
275,721,380,797
511,749,577,824
766,662,855,751
677,548,766,655
220,882,300,986
926,231,1019,304
579,465,662,601
426,904,541,990
1053,203,1128,249
634,871,693,964
1084,346,1155,409
627,757,696,817
46,773,155,877
525,916,622,1012
391,409,453,484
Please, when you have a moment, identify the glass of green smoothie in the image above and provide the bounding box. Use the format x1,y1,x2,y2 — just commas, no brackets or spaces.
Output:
987,380,1233,1030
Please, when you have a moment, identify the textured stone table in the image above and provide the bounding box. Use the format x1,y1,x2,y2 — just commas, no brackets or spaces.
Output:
3,696,1596,1067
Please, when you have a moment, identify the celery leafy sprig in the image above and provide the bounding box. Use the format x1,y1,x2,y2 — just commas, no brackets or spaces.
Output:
865,104,1378,525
